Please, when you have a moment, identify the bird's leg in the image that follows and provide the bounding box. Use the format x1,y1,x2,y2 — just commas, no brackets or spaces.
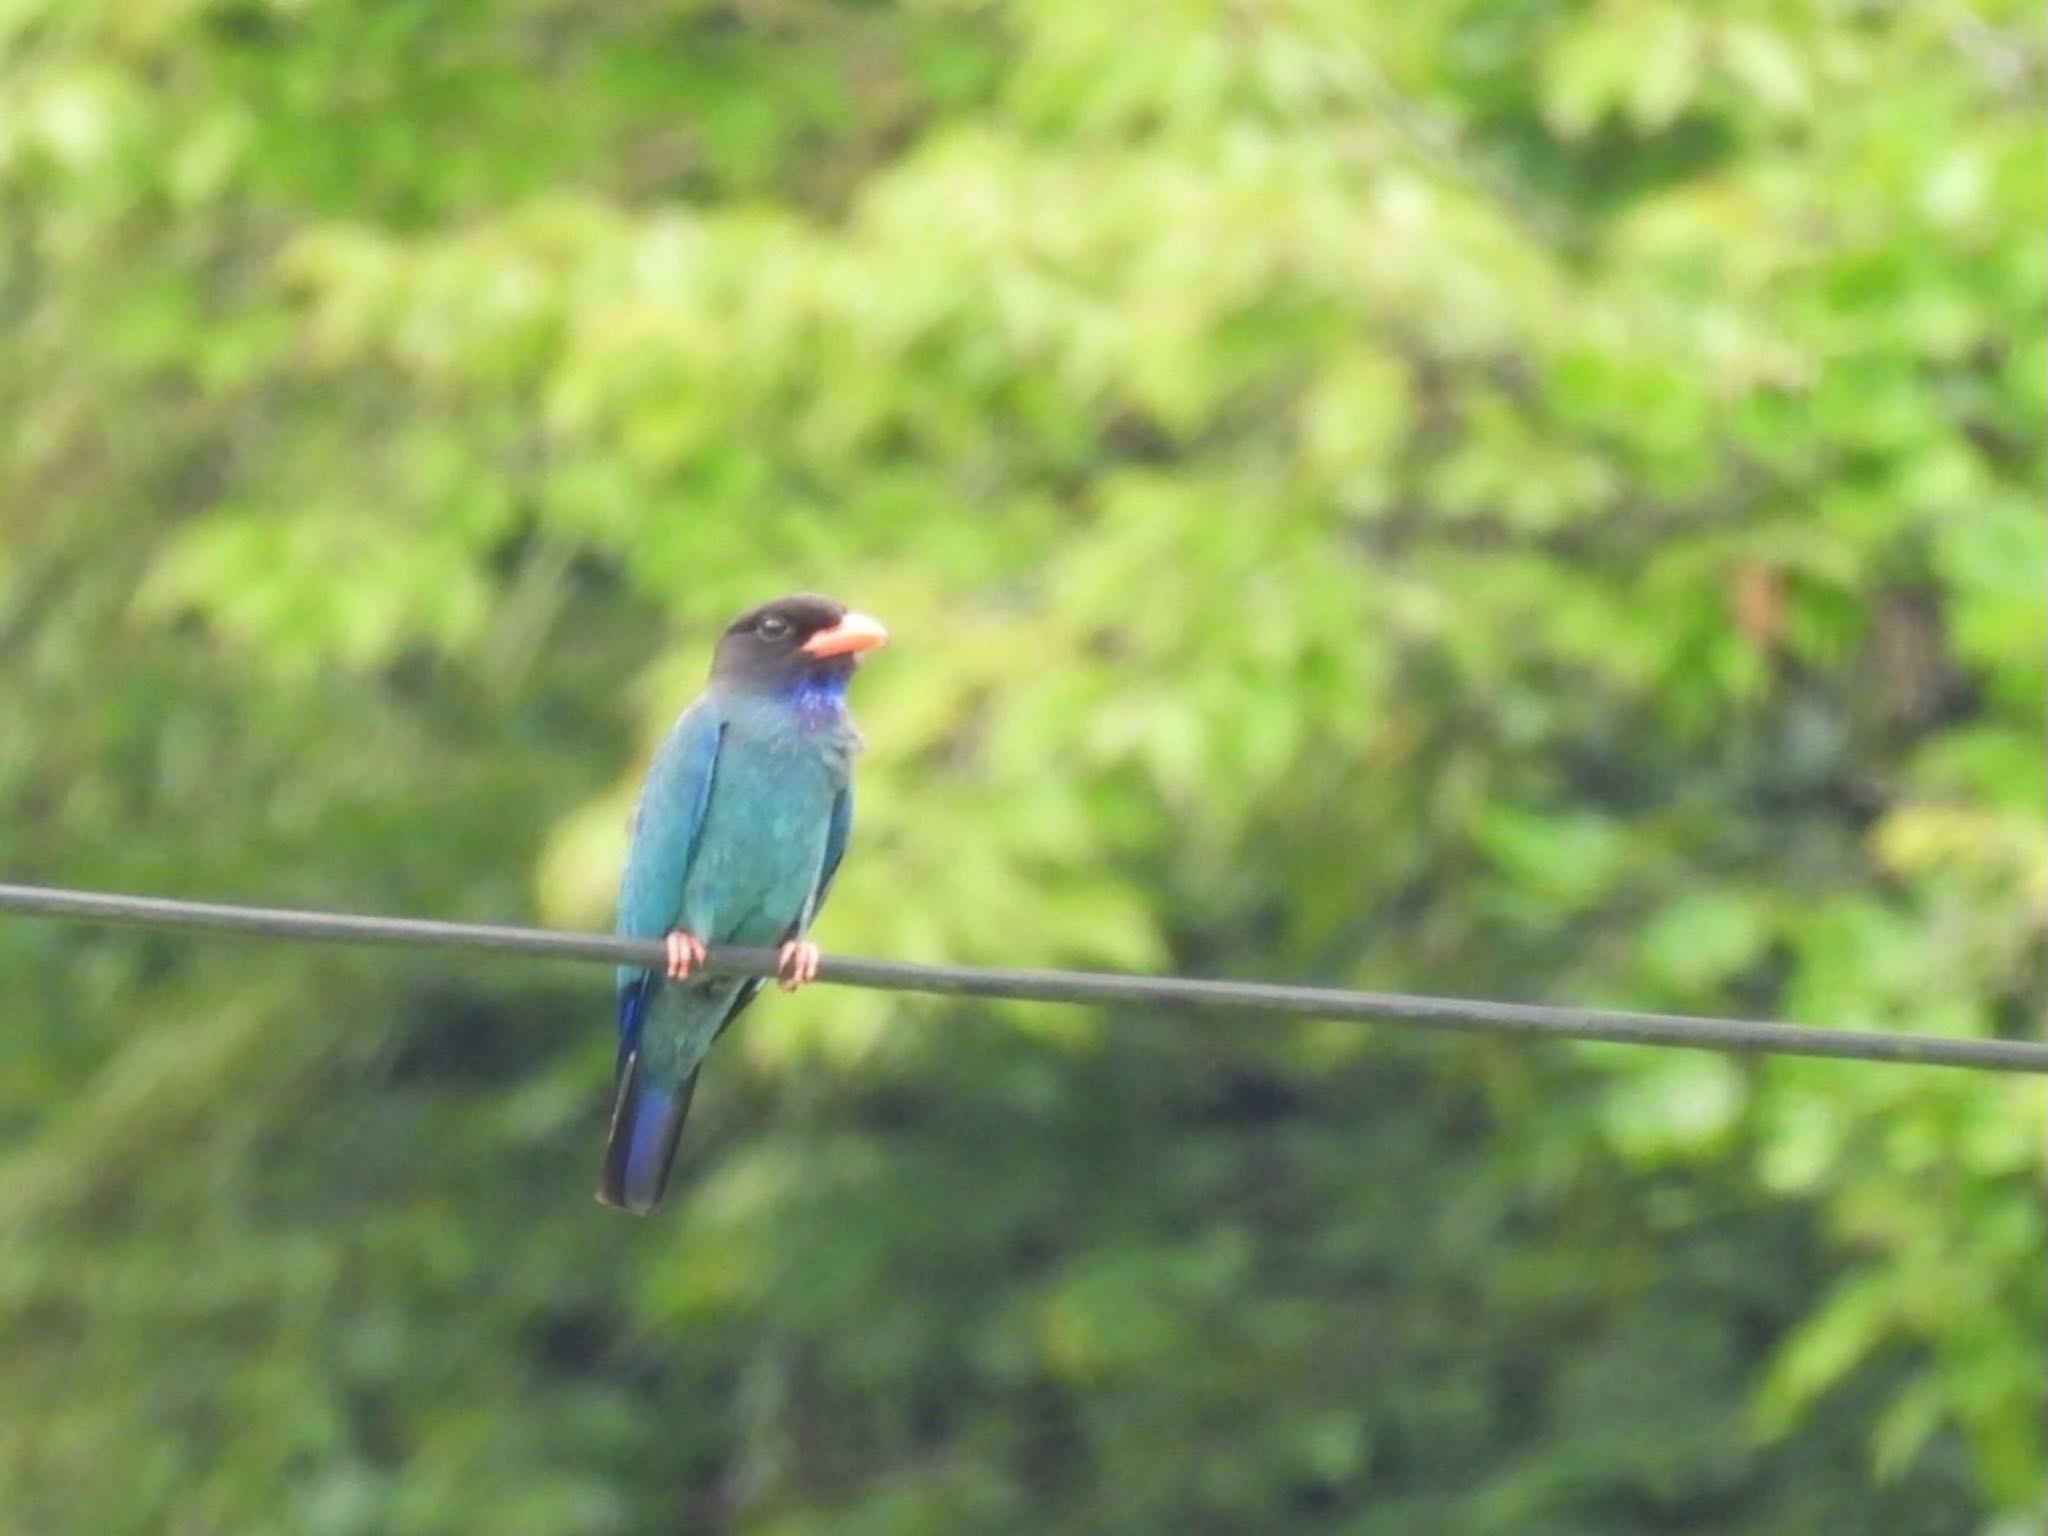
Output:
776,939,821,992
663,930,707,981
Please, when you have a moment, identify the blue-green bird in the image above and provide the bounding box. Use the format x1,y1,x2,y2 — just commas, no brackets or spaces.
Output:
598,594,887,1214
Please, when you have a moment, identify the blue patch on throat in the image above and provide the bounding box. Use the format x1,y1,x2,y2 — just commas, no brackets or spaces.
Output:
785,665,852,727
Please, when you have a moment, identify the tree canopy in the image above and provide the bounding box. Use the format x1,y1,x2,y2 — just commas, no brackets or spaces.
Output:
0,1,2041,1532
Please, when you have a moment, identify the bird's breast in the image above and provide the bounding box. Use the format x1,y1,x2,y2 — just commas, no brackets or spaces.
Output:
679,722,847,943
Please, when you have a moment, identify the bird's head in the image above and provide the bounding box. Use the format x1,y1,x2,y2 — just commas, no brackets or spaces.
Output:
709,593,888,697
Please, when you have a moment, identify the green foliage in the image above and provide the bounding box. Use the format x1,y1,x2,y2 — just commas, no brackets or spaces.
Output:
0,1,2040,1531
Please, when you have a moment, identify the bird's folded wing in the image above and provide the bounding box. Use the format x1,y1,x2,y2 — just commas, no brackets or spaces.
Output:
795,783,854,936
615,696,725,1052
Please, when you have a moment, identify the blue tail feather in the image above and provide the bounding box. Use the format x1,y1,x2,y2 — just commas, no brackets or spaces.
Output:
595,1054,697,1214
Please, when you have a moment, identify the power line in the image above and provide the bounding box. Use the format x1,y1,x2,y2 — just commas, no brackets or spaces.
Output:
1,881,2043,1074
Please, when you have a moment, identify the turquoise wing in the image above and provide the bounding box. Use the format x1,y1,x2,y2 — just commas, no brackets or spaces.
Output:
797,783,853,934
615,696,724,1055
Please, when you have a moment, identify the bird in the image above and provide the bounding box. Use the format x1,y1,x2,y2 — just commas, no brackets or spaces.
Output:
596,593,887,1214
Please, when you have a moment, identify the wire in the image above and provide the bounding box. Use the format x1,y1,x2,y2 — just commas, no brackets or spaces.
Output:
1,881,2043,1074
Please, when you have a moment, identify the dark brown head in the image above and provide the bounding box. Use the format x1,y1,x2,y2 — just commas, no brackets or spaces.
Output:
708,593,888,695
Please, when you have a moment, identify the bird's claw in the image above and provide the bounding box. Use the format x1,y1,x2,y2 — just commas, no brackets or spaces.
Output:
776,939,821,992
663,930,707,981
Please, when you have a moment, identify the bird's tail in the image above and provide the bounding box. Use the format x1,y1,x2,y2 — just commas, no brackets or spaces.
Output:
595,1052,698,1214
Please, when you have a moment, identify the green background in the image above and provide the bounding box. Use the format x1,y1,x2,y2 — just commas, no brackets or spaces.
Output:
1,1,2042,1531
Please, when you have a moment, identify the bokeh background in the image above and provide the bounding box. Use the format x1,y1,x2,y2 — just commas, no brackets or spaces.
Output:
1,2,2043,1532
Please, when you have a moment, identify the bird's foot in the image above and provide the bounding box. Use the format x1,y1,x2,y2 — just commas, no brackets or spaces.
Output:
776,939,821,992
663,930,708,981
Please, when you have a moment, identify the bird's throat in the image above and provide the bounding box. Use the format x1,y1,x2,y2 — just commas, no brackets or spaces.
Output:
783,664,853,729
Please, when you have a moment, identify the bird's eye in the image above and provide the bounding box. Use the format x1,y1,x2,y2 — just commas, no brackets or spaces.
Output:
756,614,791,642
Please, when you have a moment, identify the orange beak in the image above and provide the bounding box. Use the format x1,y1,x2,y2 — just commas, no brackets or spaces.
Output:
801,610,889,659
